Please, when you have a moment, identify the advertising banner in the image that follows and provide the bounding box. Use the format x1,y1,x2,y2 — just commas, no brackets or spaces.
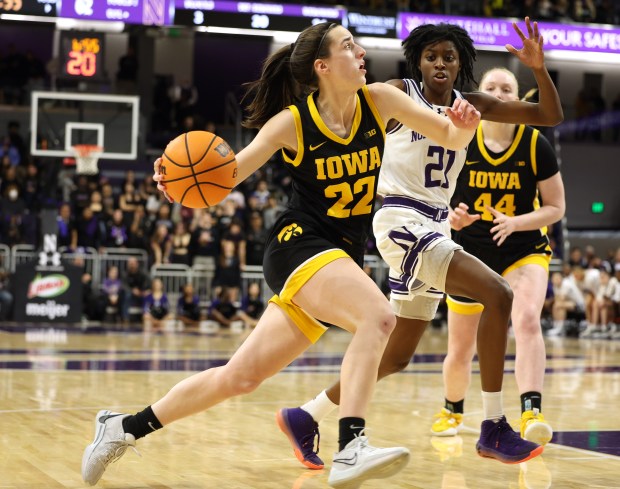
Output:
13,262,83,323
345,10,397,38
397,13,620,55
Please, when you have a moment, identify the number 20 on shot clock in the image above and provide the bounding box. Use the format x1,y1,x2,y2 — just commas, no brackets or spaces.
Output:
59,31,104,80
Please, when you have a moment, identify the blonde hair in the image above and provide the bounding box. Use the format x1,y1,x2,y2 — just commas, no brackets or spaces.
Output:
479,67,519,93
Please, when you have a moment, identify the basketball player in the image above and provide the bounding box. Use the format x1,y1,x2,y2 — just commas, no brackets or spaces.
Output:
277,18,562,468
81,22,481,488
438,67,564,446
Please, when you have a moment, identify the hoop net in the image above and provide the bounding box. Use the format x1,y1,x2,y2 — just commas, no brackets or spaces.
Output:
71,144,103,175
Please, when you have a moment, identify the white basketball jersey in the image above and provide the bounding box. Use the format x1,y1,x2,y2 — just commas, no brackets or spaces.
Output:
377,79,468,207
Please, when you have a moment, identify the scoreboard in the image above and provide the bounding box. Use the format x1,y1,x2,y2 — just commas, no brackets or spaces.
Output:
59,0,171,26
0,0,58,16
173,0,345,32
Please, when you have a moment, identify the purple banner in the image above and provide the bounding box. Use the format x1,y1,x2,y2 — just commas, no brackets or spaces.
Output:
398,13,620,54
60,0,172,25
176,0,344,19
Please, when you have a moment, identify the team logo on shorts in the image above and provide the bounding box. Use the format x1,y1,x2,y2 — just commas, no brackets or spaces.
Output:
278,223,303,242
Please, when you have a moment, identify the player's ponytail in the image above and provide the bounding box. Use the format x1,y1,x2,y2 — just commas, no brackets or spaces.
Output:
242,44,299,129
242,22,336,129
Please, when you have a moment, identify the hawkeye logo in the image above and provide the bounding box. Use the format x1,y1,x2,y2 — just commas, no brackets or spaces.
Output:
28,274,70,299
278,223,303,243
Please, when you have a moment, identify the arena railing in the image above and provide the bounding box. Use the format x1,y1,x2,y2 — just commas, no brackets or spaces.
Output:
7,245,390,302
0,244,9,272
150,263,193,311
99,248,149,287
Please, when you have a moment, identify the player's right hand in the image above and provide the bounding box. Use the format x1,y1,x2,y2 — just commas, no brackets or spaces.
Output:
446,98,481,131
152,157,174,203
506,17,545,70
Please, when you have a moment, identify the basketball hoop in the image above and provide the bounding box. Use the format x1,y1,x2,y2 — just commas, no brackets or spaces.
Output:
71,144,103,175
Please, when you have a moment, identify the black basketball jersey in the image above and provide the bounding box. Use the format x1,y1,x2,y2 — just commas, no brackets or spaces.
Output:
282,86,385,246
451,124,559,248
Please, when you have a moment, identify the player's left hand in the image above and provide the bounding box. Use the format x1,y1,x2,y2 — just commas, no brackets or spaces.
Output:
153,157,174,203
446,98,481,130
506,17,544,70
487,205,516,246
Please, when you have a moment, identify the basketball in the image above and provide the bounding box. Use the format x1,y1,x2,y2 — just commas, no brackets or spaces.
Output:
160,131,237,208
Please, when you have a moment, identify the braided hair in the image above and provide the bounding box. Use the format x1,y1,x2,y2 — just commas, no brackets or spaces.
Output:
401,23,477,90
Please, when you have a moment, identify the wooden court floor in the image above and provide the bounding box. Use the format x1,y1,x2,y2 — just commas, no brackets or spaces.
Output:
1,324,619,489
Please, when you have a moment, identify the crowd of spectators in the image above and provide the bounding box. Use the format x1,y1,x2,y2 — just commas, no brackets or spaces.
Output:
474,0,619,24
543,245,620,339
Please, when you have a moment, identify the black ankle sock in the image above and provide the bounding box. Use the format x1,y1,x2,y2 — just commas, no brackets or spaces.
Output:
122,406,163,440
445,398,464,414
520,391,542,413
338,417,365,451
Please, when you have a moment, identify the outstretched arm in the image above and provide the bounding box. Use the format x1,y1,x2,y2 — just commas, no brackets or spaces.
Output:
369,82,480,150
466,17,563,126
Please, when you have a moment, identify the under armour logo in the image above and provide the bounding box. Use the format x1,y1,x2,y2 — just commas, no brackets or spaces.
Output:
39,251,61,267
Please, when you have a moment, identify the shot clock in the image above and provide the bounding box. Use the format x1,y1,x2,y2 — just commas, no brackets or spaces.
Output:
59,31,104,80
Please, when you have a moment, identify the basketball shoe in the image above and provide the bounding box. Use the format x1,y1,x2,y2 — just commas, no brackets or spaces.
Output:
521,409,553,445
327,434,410,488
276,407,324,469
81,410,136,486
476,416,543,464
430,407,463,436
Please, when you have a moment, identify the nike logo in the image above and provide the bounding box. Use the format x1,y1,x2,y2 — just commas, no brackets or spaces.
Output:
98,413,121,424
535,242,547,250
309,141,327,151
148,421,157,431
334,452,358,466
465,160,479,165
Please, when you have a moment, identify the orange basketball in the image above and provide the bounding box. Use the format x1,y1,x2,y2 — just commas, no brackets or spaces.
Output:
161,131,237,208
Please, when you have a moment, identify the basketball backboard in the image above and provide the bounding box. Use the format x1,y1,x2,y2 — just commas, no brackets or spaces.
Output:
30,91,140,160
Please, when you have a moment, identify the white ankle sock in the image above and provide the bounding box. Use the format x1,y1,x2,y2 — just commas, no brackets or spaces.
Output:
481,391,503,421
300,390,338,422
